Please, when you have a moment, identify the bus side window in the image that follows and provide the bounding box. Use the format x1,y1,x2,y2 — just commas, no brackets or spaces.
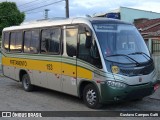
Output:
66,28,78,57
78,33,91,62
78,25,102,68
41,29,49,53
24,31,32,53
30,30,39,53
10,32,16,51
16,32,23,51
10,32,22,52
41,28,61,54
3,32,10,51
24,30,39,54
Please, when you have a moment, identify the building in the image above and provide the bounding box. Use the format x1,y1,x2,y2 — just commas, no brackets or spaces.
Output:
135,18,160,78
135,18,160,53
94,7,160,23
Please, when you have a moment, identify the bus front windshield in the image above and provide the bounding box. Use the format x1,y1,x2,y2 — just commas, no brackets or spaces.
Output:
93,24,150,64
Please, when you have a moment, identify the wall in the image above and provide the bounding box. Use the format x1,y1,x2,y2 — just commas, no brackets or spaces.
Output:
120,7,160,23
147,38,160,80
152,54,160,80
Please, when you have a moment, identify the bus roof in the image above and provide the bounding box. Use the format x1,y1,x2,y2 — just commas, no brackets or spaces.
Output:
3,17,131,31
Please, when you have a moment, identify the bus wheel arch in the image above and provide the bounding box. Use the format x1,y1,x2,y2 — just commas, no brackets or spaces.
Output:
19,70,28,82
19,70,34,92
79,81,102,109
79,81,91,98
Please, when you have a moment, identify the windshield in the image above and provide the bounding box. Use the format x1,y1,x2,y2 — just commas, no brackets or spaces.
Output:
93,24,150,64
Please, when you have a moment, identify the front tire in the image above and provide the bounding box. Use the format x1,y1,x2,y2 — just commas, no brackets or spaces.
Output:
22,74,34,92
83,84,102,109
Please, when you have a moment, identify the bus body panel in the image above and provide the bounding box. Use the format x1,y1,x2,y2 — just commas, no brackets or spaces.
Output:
3,65,16,80
47,72,62,92
1,17,159,106
100,81,156,103
2,54,95,96
112,70,157,85
32,70,47,88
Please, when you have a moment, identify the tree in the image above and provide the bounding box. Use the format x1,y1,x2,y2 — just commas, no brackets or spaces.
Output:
0,2,25,36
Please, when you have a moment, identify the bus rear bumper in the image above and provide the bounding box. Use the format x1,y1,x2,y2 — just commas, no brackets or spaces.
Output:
100,81,160,104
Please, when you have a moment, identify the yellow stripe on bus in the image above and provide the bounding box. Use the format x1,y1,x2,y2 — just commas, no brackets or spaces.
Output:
2,56,93,80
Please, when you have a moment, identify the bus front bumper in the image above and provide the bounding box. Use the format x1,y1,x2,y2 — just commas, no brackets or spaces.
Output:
100,80,160,104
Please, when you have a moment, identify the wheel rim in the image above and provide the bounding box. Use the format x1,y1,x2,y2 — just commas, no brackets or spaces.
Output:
23,77,29,89
86,89,97,105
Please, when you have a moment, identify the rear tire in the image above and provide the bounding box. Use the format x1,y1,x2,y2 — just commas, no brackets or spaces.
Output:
83,84,102,109
22,74,33,92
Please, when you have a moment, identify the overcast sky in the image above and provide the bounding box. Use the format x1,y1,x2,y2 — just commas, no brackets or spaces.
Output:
1,0,160,21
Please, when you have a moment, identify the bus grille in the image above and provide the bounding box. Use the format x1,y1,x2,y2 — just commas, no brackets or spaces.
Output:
120,63,154,76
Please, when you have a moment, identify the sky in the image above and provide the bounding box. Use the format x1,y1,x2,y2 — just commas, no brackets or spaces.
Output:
1,0,160,21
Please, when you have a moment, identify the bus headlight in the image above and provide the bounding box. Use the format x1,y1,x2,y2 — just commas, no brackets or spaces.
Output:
106,81,127,88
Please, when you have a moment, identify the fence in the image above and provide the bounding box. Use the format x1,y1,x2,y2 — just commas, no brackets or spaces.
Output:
152,40,160,54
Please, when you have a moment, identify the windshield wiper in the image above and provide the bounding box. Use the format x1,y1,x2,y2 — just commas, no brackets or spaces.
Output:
106,54,140,65
128,52,153,61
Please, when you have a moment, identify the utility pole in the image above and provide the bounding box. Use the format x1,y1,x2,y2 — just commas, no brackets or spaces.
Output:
65,0,69,18
44,9,50,19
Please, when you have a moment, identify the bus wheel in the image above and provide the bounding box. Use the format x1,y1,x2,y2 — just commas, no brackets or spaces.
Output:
83,84,101,109
22,74,33,92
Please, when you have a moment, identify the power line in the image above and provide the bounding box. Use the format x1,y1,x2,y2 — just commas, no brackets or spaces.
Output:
18,0,41,7
19,0,53,11
23,0,65,13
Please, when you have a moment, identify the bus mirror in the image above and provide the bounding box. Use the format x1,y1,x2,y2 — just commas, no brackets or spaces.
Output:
86,31,91,36
85,30,92,48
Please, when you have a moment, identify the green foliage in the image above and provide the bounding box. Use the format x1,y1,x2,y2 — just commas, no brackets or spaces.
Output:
0,2,25,36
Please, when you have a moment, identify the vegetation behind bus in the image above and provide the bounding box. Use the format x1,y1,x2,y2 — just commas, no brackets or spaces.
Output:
0,2,25,36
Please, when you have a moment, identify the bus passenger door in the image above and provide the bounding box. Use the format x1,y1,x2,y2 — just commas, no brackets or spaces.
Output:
61,27,78,96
